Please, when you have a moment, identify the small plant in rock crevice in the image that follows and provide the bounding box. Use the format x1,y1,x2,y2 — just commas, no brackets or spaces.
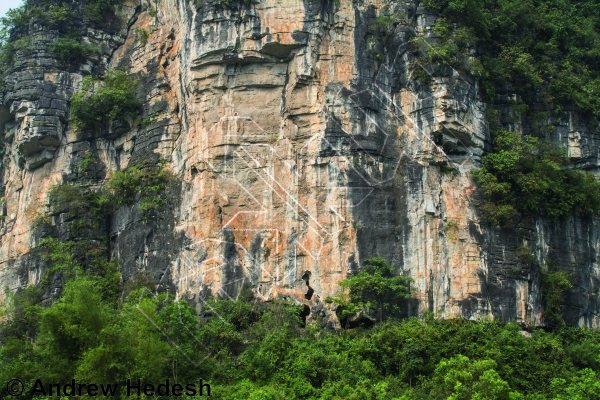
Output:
444,219,459,240
134,26,150,46
76,149,98,174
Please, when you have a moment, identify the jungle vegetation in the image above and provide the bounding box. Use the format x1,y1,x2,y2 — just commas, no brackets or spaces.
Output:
0,0,598,399
1,267,599,399
420,0,600,225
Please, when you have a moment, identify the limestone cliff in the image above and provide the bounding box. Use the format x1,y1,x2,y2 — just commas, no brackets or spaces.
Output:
1,0,599,329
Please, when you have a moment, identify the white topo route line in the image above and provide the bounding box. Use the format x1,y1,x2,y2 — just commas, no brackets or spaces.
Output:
138,32,478,364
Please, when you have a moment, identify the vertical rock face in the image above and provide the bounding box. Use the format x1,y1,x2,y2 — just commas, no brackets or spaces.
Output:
0,0,598,328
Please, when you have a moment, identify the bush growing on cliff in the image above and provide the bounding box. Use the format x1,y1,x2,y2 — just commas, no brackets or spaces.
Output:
473,117,600,226
540,265,574,328
83,0,124,27
423,0,600,118
134,26,150,46
51,38,99,65
2,281,600,400
70,70,142,135
326,257,413,326
47,159,174,227
105,159,175,218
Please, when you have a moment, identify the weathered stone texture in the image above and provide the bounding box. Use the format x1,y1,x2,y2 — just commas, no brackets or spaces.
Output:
0,0,598,328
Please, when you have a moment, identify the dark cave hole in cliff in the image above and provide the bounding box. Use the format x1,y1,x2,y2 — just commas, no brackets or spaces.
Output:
305,287,314,300
191,166,198,176
300,305,310,327
302,272,314,300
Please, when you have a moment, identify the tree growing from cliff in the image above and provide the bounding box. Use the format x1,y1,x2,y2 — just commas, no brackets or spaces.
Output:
540,264,573,327
70,70,142,136
473,118,600,226
327,257,413,325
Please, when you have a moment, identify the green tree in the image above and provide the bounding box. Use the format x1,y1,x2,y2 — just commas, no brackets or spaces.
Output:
402,343,425,387
51,38,98,65
324,290,362,330
473,124,600,226
540,265,573,327
550,369,600,400
329,257,413,325
70,70,142,136
428,355,522,400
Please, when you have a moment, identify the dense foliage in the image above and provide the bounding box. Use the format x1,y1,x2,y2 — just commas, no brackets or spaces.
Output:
326,257,413,327
2,273,599,399
51,38,99,65
83,0,124,27
540,265,574,328
423,0,600,118
46,158,174,226
70,70,142,135
472,113,600,226
419,0,600,225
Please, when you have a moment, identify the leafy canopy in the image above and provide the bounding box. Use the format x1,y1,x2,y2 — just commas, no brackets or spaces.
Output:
327,257,413,325
70,70,142,135
3,287,600,400
423,0,600,118
472,118,600,226
51,38,99,65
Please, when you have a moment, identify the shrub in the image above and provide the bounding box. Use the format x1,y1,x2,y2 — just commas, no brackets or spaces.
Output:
423,0,600,118
48,183,107,220
514,245,535,266
70,69,142,135
84,0,124,27
134,27,150,46
51,38,99,65
326,257,413,325
444,220,459,240
47,159,173,225
76,149,97,173
105,160,173,213
473,124,600,226
37,238,78,283
428,355,519,399
540,265,573,327
0,285,42,341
